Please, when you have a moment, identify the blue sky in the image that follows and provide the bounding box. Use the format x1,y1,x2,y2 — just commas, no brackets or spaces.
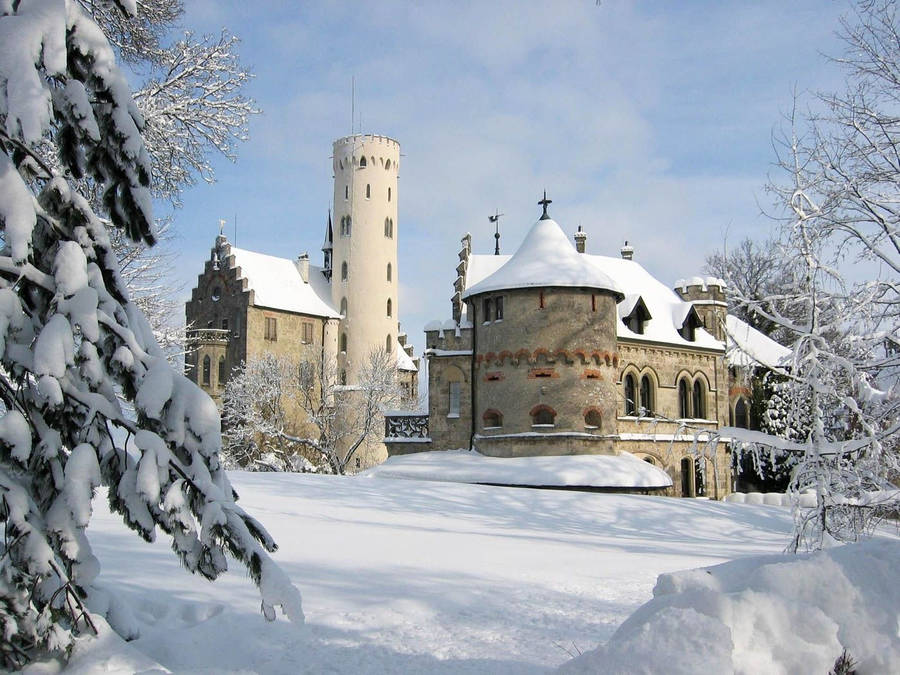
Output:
163,1,850,356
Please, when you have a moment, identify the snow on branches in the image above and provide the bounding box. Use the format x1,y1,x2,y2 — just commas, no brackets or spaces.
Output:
0,1,299,667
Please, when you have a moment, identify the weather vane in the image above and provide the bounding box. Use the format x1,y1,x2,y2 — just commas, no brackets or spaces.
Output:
538,191,552,219
489,209,503,255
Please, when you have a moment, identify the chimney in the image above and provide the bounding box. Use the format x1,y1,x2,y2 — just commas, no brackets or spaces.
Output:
297,252,309,283
620,240,634,260
574,226,587,253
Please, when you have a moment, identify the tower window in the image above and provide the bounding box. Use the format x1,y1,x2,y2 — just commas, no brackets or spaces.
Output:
344,185,348,200
366,184,371,199
539,290,544,309
386,334,392,353
678,378,690,418
591,294,596,312
734,397,750,429
624,374,637,415
341,262,348,281
692,380,706,419
448,381,461,417
495,296,504,321
482,298,493,322
384,217,393,238
340,332,347,352
385,159,391,170
202,355,211,386
388,186,392,201
218,356,226,386
640,375,653,414
530,404,556,427
264,317,277,341
340,369,347,385
340,297,348,316
302,322,313,344
387,298,392,317
221,318,228,331
483,409,503,429
359,156,367,168
386,263,392,281
584,408,602,429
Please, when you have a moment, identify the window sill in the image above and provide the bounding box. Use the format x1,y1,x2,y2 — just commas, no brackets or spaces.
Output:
584,425,599,430
447,413,460,419
483,426,503,431
531,424,555,429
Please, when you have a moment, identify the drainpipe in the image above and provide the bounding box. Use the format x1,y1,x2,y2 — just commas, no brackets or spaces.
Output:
470,301,477,452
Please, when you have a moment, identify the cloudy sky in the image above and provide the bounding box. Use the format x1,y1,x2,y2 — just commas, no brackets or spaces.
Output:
165,0,850,356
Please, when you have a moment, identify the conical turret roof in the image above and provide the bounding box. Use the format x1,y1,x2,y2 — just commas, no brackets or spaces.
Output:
462,217,623,300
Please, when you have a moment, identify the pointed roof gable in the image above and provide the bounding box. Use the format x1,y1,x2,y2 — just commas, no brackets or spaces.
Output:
462,217,623,300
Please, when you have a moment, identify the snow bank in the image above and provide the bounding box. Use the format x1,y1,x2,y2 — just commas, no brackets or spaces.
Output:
561,539,900,674
364,449,673,488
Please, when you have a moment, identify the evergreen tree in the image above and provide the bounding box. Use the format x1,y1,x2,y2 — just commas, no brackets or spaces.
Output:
0,2,300,667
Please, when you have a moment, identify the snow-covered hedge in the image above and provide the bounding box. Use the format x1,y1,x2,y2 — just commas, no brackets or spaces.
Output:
561,539,900,674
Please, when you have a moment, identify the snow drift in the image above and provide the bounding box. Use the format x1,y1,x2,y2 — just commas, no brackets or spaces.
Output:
561,538,900,675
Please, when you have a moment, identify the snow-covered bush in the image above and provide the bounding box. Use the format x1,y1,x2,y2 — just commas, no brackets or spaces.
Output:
0,1,299,668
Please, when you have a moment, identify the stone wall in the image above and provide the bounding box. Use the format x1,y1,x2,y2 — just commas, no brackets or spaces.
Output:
467,287,620,457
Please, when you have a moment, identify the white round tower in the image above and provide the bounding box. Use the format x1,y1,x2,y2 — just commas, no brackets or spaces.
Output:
331,134,400,384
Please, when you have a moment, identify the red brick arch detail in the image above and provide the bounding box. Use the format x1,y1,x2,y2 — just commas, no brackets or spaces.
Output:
533,347,553,363
573,348,589,364
604,352,613,367
529,404,557,417
590,350,603,364
498,350,512,364
482,408,503,423
613,355,619,368
583,406,603,418
475,354,484,365
555,349,572,364
484,351,497,363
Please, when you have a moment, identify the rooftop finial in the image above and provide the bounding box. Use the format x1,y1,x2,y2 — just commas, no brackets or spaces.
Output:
489,209,503,255
218,218,226,237
538,190,552,220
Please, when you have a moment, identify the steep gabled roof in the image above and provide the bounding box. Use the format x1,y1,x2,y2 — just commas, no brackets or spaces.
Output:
462,217,623,300
228,246,341,318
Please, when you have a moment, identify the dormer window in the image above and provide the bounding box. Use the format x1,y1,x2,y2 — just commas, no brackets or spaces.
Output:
679,307,703,342
621,296,651,335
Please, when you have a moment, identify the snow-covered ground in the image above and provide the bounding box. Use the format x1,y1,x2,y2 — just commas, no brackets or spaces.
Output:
37,472,803,674
364,449,673,489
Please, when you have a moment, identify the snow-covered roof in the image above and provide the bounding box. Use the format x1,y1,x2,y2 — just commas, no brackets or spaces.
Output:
396,343,417,372
462,217,623,300
364,449,673,489
228,247,341,318
725,315,791,369
462,250,723,349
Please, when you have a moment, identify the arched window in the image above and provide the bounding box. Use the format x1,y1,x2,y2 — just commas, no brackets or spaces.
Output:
640,375,653,414
217,356,226,385
530,404,556,426
681,457,695,497
584,408,602,429
734,397,749,429
340,333,347,352
340,369,347,385
448,381,461,417
359,156,367,168
341,262,348,281
384,217,391,237
202,356,211,386
386,334,392,353
340,297,348,316
339,160,343,170
366,184,371,199
388,186,392,201
624,374,637,415
344,185,348,199
386,262,392,281
386,298,392,317
483,409,503,428
692,380,705,419
385,159,391,170
678,379,690,418
644,456,656,465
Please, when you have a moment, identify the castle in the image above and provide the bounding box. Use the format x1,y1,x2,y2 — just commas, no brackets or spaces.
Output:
185,134,418,468
185,133,783,491
383,195,786,498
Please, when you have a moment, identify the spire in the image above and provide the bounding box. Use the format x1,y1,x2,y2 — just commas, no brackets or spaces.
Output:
538,190,552,220
489,209,503,255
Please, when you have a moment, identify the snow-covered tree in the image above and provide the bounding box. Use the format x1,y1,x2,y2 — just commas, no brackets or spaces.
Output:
0,2,299,668
223,348,402,475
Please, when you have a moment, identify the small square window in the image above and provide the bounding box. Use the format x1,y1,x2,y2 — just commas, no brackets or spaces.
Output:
265,317,277,341
302,322,313,344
